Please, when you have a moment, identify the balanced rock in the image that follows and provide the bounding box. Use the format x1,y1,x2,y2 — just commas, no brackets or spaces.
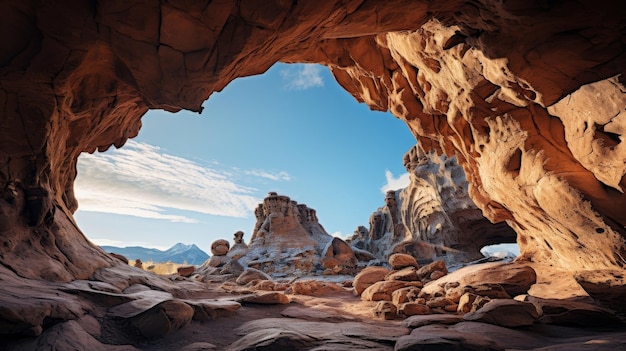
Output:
211,240,230,256
227,231,249,260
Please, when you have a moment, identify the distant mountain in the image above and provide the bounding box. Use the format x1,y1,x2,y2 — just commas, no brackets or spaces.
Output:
102,242,209,265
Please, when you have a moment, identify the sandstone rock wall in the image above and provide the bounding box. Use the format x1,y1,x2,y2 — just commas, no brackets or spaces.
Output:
350,144,516,262
329,11,626,270
0,0,625,281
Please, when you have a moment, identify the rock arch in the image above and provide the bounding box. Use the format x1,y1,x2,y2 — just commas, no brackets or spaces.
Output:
1,0,625,281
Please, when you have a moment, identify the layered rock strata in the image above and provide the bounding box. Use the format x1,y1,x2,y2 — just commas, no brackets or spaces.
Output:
0,0,624,284
350,144,516,262
237,192,337,276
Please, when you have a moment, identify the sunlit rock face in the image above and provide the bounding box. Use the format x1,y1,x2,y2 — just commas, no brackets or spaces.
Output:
0,0,625,281
349,144,516,263
242,192,334,276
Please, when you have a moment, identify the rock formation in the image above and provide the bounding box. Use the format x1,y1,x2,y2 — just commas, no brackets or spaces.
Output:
350,144,517,263
1,1,626,348
0,0,624,282
240,192,335,276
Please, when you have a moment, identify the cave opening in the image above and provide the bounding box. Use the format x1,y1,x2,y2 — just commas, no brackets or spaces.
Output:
73,62,417,254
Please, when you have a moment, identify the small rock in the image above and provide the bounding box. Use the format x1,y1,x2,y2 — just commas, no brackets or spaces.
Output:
416,260,447,281
290,280,345,296
398,302,430,316
236,268,272,285
361,280,423,301
241,292,289,304
426,296,455,308
220,259,244,275
385,266,419,281
457,292,487,313
211,239,230,256
430,270,446,280
206,255,229,268
374,301,398,320
392,286,422,305
177,266,195,277
389,253,419,270
109,252,129,263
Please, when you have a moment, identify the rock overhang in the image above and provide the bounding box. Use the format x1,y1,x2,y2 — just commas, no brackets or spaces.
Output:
0,0,625,282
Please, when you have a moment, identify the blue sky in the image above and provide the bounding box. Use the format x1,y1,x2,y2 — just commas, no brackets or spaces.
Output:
74,63,416,252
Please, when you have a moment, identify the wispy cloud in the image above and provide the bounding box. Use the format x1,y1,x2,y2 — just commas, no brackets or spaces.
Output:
280,64,324,90
74,141,288,222
331,231,344,239
243,169,292,181
381,170,411,193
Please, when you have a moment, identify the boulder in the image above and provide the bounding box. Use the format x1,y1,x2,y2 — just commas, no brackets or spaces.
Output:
402,314,464,328
109,252,129,264
236,268,272,285
361,281,423,302
422,262,536,298
463,299,540,327
385,266,419,281
575,270,626,314
398,302,431,316
232,318,408,351
240,292,290,305
183,299,241,321
211,239,230,256
389,253,419,270
392,287,422,306
395,324,504,351
518,295,622,326
353,266,390,295
177,266,195,277
290,280,345,296
373,301,398,320
416,260,448,281
220,259,244,276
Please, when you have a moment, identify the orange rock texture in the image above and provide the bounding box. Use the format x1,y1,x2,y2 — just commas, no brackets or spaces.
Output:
0,1,625,280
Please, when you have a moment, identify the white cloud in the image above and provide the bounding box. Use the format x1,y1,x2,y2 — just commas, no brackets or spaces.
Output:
280,64,324,90
331,231,344,239
75,141,268,222
381,170,411,193
244,169,291,181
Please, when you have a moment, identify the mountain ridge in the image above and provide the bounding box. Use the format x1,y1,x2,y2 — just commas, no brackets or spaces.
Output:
102,243,209,265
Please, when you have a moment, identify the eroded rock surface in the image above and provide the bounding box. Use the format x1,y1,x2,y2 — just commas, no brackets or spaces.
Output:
0,0,624,283
349,145,516,263
1,1,626,349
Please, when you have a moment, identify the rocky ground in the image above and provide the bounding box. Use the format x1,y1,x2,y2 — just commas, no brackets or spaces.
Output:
2,256,625,351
